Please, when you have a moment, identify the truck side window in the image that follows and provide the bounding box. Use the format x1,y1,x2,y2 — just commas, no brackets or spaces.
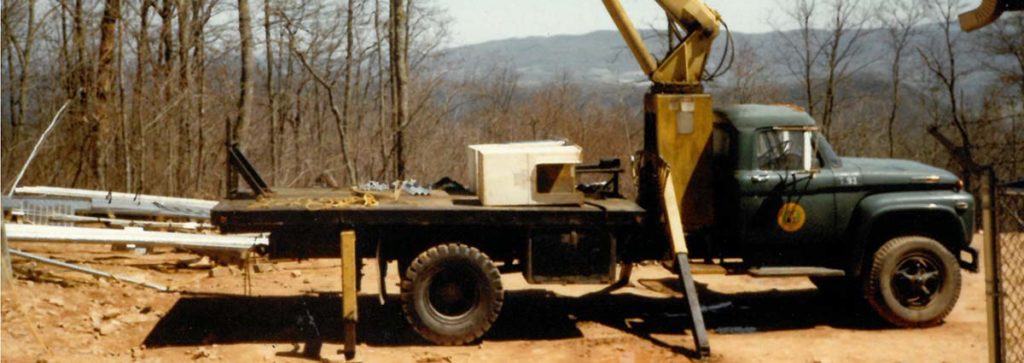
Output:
757,130,818,171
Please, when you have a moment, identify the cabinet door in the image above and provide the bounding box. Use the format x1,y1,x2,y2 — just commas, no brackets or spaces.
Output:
736,129,835,265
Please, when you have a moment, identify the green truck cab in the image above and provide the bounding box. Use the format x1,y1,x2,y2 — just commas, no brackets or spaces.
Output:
701,104,978,327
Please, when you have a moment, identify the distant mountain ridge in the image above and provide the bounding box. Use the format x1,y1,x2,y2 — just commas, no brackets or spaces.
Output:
441,25,1000,91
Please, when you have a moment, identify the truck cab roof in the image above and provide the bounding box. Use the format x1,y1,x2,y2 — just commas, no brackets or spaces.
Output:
714,104,816,131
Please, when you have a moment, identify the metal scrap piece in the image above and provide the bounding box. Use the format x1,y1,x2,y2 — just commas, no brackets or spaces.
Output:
397,180,431,196
359,181,391,192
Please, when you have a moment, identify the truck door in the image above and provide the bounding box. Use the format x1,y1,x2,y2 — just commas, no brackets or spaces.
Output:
735,127,835,265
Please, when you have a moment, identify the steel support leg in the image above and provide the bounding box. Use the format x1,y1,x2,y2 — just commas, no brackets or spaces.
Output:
340,230,358,360
676,252,710,358
661,170,710,358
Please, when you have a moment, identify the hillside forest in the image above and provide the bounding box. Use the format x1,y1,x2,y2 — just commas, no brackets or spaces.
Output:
1,0,1022,199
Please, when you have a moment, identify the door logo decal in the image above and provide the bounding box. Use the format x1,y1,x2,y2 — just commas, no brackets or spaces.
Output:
777,202,806,233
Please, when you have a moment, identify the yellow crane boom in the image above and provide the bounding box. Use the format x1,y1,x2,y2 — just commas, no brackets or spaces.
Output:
601,0,722,90
960,0,1024,32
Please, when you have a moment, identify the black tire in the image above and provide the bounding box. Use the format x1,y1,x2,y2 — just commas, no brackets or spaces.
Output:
863,236,961,327
400,243,503,345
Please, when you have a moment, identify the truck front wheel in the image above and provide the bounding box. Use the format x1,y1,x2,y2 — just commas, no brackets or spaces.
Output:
400,243,504,345
864,236,961,327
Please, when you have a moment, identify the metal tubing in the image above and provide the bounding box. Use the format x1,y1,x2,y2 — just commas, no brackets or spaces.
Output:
7,100,72,196
677,253,710,358
9,248,171,292
5,224,266,252
13,186,218,210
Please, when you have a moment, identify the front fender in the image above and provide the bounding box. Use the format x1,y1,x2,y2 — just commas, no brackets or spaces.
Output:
844,190,975,276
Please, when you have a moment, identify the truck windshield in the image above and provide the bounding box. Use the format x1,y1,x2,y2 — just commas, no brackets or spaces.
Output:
756,129,821,171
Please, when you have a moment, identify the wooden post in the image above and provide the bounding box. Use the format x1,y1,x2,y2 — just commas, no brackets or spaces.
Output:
981,168,1002,363
1,218,13,291
340,230,358,359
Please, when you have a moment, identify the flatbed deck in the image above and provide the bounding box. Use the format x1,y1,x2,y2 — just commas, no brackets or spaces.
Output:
213,188,646,233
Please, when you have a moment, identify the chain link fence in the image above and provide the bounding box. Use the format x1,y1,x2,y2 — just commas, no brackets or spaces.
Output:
997,182,1024,362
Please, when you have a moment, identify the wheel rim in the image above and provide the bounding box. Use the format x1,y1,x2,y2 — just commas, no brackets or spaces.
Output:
426,263,479,319
890,253,944,309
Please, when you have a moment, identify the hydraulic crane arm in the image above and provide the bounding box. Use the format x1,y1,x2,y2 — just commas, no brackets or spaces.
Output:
960,0,1024,32
602,0,721,90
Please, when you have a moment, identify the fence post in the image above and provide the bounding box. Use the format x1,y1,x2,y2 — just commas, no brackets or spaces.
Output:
1,218,12,291
982,168,1002,363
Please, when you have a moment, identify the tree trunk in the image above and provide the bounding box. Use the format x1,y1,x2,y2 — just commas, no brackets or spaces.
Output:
176,0,193,195
193,1,208,191
235,0,255,150
373,0,390,180
390,0,408,179
341,0,358,185
263,0,278,184
132,0,151,193
95,0,122,189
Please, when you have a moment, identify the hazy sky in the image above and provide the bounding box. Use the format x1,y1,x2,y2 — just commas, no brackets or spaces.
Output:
441,0,786,46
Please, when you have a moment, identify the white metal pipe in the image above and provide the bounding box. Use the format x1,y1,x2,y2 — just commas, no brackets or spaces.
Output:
5,224,266,252
9,248,170,292
40,212,215,229
13,186,218,210
6,100,73,196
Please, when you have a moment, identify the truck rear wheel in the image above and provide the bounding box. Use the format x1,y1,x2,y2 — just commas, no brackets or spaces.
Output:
400,243,504,345
864,236,961,327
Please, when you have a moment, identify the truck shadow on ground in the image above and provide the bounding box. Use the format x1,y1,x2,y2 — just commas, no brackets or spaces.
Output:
142,281,887,357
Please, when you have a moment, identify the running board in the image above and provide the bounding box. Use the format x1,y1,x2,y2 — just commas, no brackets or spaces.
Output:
747,267,845,277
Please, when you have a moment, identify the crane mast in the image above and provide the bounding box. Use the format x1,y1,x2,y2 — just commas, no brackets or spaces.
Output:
602,0,723,231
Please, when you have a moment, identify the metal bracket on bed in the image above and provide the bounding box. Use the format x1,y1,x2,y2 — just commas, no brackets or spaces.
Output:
227,143,271,198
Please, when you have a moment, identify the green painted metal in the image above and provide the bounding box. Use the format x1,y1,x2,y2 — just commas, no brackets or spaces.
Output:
714,104,816,131
717,105,975,270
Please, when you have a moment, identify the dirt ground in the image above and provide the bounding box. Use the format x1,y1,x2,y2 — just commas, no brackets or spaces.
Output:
1,235,987,363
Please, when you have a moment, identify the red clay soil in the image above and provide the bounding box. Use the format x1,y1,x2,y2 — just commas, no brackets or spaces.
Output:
1,236,987,363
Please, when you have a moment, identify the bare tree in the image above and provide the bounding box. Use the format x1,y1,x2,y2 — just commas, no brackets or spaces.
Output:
879,0,922,157
818,0,869,141
279,2,359,185
774,0,821,117
0,0,40,135
236,0,255,148
341,0,360,184
95,0,122,188
263,0,278,183
919,0,978,180
390,0,409,179
976,13,1024,178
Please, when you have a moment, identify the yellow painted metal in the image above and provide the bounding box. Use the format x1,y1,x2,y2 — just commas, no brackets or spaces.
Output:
661,170,688,254
652,0,721,86
646,93,716,229
603,0,721,87
960,0,1020,32
651,32,717,87
601,0,657,76
340,230,358,357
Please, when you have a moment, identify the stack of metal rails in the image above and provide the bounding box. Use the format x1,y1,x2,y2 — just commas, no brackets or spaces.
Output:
2,186,268,291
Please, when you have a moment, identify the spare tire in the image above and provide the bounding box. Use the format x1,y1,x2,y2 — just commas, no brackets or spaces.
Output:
863,236,961,327
400,243,504,345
